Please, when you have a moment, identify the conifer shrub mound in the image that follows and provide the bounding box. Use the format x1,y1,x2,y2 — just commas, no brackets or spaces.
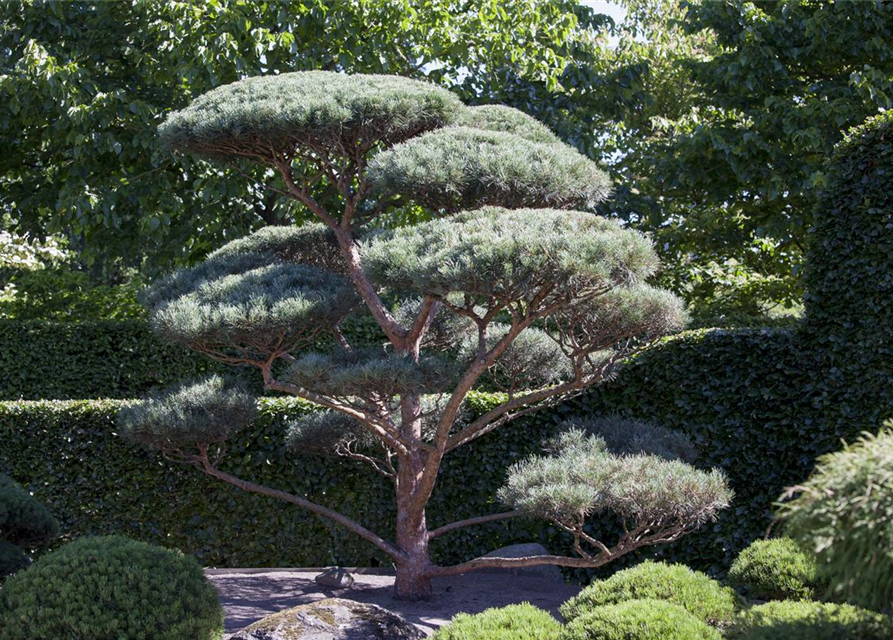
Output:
560,561,739,626
432,603,562,640
728,600,893,640
560,599,722,640
0,535,224,640
0,473,59,579
728,538,823,601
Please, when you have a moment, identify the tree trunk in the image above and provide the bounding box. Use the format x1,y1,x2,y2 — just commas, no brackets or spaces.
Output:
393,393,434,600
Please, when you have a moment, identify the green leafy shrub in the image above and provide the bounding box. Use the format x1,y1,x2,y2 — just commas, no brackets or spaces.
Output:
728,600,893,640
780,429,893,611
432,603,562,640
0,474,59,579
560,560,739,626
560,599,722,640
728,538,823,601
0,268,145,321
0,535,224,640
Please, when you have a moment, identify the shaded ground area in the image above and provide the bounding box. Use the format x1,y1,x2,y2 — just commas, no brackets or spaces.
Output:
209,568,581,637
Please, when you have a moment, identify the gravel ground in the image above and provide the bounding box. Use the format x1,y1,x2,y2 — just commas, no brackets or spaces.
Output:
209,568,581,637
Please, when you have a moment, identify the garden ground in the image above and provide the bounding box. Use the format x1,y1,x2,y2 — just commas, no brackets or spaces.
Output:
210,568,580,636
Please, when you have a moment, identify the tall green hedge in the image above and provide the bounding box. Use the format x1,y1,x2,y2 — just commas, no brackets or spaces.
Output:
0,395,568,568
0,329,848,574
0,316,387,400
0,321,212,400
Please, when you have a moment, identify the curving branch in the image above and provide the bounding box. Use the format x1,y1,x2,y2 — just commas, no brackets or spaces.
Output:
195,446,403,561
428,510,524,539
428,520,692,578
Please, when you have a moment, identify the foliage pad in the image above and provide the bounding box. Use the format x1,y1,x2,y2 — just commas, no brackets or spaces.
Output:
368,127,611,211
160,71,463,160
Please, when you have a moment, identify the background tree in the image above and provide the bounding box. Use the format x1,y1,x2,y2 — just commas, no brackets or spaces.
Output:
620,0,893,318
121,71,731,599
0,0,612,275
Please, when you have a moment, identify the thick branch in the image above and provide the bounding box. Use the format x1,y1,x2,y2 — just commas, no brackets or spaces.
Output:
262,371,411,456
197,452,403,561
428,521,690,578
332,229,408,346
429,510,524,539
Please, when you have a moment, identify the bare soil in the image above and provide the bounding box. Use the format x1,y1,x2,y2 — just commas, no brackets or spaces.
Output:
209,568,581,637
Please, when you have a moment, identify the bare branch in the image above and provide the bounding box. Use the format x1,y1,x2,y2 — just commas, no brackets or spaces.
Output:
429,510,524,539
196,446,403,561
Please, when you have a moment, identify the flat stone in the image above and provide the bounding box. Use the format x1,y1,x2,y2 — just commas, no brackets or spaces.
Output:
480,543,564,582
229,597,425,640
314,567,354,589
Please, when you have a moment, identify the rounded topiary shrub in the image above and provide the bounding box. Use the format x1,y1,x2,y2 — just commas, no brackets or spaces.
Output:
728,600,893,640
432,603,562,640
728,538,824,601
559,561,740,626
0,535,223,640
0,473,59,580
560,599,722,640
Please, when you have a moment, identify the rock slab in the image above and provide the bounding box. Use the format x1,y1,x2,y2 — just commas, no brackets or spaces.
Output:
229,597,424,640
314,567,354,589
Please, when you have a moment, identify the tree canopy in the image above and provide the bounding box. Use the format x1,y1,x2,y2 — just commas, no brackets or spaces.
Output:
122,69,727,599
0,0,610,272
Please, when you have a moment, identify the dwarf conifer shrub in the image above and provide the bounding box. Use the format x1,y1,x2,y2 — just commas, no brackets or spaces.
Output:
0,535,224,640
728,601,893,640
559,560,739,627
432,603,562,640
728,538,823,601
0,474,58,579
780,428,893,611
127,70,731,600
560,599,722,640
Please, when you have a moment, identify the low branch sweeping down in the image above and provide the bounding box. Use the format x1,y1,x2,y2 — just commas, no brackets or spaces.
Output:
120,71,731,600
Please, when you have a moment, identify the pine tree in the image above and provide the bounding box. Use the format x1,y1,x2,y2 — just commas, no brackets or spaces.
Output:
122,71,731,599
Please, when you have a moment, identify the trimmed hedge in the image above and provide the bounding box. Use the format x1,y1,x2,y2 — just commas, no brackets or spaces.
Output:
560,600,722,640
0,320,213,400
432,603,562,640
0,394,572,568
0,315,388,400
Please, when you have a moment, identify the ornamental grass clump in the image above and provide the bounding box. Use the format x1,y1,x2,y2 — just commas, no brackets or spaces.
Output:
560,599,722,640
432,603,562,640
780,427,893,611
0,474,59,579
124,70,731,599
559,560,740,627
728,538,824,601
728,600,893,640
0,535,224,640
